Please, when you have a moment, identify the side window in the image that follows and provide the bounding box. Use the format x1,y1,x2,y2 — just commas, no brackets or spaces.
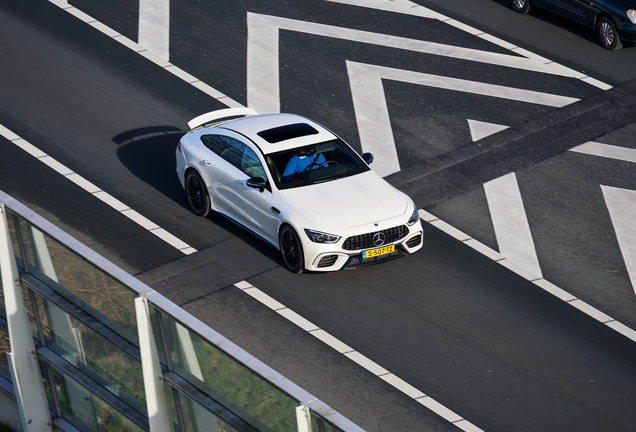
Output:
241,146,267,179
201,135,244,168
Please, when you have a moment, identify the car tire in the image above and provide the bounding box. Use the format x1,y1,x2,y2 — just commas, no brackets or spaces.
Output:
597,16,623,50
511,0,532,14
185,170,211,217
279,225,305,273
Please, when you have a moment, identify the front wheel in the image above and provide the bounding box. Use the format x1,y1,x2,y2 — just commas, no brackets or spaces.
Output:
185,170,211,217
597,16,622,50
511,0,532,14
279,226,305,273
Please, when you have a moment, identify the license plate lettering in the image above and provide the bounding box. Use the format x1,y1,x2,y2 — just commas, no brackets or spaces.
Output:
362,244,395,259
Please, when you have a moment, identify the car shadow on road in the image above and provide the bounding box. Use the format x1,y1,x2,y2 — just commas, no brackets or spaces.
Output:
115,126,187,207
114,126,287,268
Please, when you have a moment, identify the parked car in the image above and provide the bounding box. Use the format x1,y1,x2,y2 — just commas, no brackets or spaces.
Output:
176,108,424,273
511,0,636,50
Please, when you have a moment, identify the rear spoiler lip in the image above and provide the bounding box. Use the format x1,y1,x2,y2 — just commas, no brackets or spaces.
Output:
187,108,258,130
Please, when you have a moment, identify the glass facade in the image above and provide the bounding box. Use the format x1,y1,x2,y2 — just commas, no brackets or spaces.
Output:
0,204,345,432
160,314,299,432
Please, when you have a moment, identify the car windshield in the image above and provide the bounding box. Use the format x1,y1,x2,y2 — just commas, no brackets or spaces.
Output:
265,139,369,189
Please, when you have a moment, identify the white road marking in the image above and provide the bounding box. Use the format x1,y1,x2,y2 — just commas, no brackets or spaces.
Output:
467,120,543,277
326,0,611,90
48,0,242,108
484,173,543,278
601,185,636,297
138,0,170,61
235,281,485,432
419,209,636,343
467,119,509,141
570,142,636,164
347,61,577,176
246,12,592,115
0,124,197,256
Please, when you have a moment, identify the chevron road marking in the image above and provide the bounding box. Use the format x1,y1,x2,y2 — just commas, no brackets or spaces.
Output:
246,12,596,115
467,121,543,277
326,0,611,90
347,62,577,176
601,186,636,297
570,142,636,163
484,172,543,277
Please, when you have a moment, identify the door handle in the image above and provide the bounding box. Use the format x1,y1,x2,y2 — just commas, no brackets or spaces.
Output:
200,160,210,166
236,179,244,185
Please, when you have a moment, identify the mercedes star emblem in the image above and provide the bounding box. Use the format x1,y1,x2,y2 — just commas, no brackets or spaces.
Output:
372,232,386,246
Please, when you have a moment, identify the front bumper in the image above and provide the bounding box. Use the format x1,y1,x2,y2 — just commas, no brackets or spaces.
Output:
304,222,424,272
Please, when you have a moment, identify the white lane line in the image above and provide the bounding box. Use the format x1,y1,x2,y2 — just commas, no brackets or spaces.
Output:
47,0,243,108
601,185,636,297
346,61,578,177
0,124,197,256
234,281,485,432
570,142,636,164
247,12,593,114
419,209,636,343
325,0,611,90
484,173,543,278
138,0,170,62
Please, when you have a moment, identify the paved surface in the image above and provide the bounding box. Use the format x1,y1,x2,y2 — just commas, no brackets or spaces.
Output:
2,0,636,431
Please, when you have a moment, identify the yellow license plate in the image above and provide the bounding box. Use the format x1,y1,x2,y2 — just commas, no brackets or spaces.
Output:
362,244,395,259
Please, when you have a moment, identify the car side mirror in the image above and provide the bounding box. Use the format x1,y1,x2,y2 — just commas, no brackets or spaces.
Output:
362,152,374,165
246,177,267,192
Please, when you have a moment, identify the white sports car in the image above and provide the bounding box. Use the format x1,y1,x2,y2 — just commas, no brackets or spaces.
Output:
176,108,423,272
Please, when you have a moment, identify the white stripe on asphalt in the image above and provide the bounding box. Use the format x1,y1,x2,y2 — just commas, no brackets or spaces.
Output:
570,142,636,164
467,119,509,142
0,124,197,256
601,185,636,297
48,0,242,108
246,12,593,114
484,173,543,278
346,62,578,177
325,0,611,90
234,280,485,432
419,208,636,343
467,120,543,277
138,0,171,62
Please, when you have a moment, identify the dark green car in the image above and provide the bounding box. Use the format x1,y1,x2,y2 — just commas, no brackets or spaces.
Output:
511,0,636,50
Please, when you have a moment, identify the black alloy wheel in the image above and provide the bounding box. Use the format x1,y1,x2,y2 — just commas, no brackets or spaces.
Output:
597,16,623,50
279,226,305,273
185,171,211,217
511,0,532,14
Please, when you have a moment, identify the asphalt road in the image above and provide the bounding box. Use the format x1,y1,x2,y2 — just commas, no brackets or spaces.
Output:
2,0,636,431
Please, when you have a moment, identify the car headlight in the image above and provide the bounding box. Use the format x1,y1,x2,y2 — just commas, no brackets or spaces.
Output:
628,10,636,25
407,206,420,226
304,229,340,244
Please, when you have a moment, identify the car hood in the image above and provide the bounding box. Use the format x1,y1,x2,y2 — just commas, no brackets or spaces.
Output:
279,170,409,229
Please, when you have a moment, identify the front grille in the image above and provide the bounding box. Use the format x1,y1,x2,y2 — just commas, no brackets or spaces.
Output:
317,255,338,268
406,234,422,248
342,225,409,251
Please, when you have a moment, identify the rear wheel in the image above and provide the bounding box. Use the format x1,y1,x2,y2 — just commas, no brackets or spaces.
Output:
597,16,622,50
511,0,532,14
279,226,305,273
185,170,211,217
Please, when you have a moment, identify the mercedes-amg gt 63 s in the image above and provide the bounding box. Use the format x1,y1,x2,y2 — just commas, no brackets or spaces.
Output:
176,108,423,273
